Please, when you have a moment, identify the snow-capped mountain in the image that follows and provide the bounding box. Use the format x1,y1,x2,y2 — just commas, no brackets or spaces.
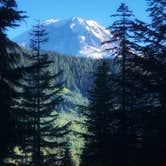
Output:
14,17,111,58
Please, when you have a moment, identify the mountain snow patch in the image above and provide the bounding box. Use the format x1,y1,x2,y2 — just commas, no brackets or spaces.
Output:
13,17,111,59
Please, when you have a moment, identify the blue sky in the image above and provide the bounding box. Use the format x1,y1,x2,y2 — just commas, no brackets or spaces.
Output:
7,0,149,39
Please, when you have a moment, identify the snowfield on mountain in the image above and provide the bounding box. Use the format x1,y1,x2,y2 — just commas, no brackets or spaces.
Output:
13,17,111,58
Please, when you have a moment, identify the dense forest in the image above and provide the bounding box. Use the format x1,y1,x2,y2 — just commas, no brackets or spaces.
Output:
1,0,166,166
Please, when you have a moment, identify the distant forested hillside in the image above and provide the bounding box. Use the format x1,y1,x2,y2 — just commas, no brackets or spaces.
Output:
49,52,96,95
49,52,98,112
21,49,98,113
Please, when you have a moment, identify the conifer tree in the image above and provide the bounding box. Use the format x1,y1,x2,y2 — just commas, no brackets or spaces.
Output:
127,0,166,165
80,60,114,166
105,1,166,165
102,3,145,165
17,23,68,166
102,2,140,114
146,1,166,165
0,0,25,164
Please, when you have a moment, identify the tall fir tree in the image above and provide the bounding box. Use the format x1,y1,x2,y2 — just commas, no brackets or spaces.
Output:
147,1,166,165
80,60,114,166
15,23,68,166
127,0,166,165
102,3,140,114
0,0,25,164
102,3,146,165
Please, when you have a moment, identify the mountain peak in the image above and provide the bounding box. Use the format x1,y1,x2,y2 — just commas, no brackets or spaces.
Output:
14,17,111,59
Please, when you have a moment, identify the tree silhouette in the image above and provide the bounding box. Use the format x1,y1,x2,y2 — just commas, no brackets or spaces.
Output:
102,3,146,165
16,23,68,165
0,0,25,164
80,60,114,166
127,0,166,165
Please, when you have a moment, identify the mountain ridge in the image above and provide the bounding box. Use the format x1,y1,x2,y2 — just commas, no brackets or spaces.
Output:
13,17,111,58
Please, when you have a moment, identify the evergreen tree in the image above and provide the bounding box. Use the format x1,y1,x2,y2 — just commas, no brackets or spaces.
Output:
0,0,25,164
147,1,166,165
106,1,166,165
145,0,166,110
102,3,146,165
102,2,139,114
17,23,68,166
127,0,166,165
80,60,114,166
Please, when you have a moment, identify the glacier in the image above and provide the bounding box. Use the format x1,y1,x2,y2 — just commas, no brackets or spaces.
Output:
13,17,111,59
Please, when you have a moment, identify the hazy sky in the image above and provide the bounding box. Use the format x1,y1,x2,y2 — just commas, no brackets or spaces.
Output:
8,0,149,39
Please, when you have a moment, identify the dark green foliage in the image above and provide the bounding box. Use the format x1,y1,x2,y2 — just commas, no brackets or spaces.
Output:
15,23,69,166
102,3,140,110
101,3,156,166
0,0,26,33
102,4,139,166
61,140,73,166
48,52,96,96
80,60,114,166
21,49,96,115
102,1,166,166
0,0,25,164
1,0,166,165
22,49,96,101
126,1,166,165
